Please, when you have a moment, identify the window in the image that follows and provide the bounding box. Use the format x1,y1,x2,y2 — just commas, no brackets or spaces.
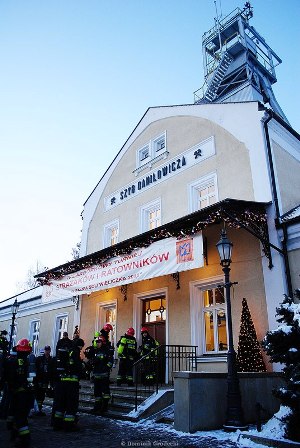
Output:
135,132,168,172
55,315,68,353
143,296,166,323
140,199,161,232
139,145,150,163
11,323,18,349
29,320,40,356
153,135,165,153
103,219,119,247
202,286,227,353
189,173,218,212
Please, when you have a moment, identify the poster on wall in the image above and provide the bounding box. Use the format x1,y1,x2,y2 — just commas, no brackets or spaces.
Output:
42,233,204,302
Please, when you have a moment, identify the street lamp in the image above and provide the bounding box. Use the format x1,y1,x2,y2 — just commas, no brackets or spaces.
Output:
8,298,19,351
216,229,248,431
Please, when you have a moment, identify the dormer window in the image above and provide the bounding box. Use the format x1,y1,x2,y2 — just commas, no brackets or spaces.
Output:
139,145,150,162
154,136,165,153
135,131,168,174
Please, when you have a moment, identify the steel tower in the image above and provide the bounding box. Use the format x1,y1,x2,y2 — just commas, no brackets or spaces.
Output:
194,2,288,123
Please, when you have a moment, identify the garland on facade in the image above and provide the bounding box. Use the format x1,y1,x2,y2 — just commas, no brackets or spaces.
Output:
35,199,269,285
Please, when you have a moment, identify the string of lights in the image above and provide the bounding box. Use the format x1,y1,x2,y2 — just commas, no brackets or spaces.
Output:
35,199,269,285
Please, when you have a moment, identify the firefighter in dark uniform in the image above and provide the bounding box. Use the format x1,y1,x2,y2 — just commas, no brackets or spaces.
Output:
91,336,113,414
117,327,137,386
139,327,160,385
4,338,36,448
34,345,54,415
0,330,9,418
52,337,84,431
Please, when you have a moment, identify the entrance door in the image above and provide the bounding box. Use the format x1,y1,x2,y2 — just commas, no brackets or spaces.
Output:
98,302,117,349
142,296,166,382
142,296,166,345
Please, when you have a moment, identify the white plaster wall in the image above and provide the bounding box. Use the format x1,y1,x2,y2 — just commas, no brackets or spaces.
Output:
80,102,271,255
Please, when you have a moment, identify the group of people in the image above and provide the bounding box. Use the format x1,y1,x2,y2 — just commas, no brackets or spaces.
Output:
0,325,160,447
116,326,160,386
0,330,85,447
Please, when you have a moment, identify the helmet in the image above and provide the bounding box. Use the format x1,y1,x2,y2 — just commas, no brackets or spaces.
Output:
103,323,113,332
96,336,106,344
126,327,135,336
16,338,32,352
141,327,149,333
94,331,100,338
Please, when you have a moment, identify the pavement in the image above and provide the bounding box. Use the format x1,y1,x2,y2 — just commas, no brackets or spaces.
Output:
0,405,242,448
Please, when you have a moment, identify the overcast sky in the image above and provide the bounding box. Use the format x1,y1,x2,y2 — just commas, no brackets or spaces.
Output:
0,0,299,301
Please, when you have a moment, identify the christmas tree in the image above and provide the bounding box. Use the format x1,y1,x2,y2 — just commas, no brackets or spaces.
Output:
262,295,300,442
236,297,266,372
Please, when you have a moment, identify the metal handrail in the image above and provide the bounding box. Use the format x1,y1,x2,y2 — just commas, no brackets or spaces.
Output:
132,344,198,411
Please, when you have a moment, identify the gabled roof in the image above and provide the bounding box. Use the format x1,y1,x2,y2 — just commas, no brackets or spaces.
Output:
35,198,269,284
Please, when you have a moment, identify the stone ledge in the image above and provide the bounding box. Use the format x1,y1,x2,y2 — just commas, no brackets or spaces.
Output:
239,433,300,447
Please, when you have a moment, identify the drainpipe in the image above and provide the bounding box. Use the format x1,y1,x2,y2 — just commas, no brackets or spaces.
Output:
262,109,293,297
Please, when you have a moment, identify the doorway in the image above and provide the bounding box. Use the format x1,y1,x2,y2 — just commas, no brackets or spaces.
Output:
97,301,117,351
142,296,166,345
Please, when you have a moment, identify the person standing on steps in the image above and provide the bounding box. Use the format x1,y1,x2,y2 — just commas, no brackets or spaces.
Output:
91,336,113,415
116,327,137,386
139,327,160,385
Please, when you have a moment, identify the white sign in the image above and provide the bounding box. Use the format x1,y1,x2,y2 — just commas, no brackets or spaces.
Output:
104,137,215,210
42,233,203,302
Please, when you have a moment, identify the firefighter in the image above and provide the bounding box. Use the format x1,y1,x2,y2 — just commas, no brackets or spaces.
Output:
91,336,113,414
139,327,160,385
117,327,137,386
52,337,84,431
100,323,115,366
100,323,113,344
34,345,54,416
4,338,36,448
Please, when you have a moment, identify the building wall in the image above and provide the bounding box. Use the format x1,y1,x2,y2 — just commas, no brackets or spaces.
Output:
0,288,75,354
87,114,255,253
79,225,269,369
272,141,300,214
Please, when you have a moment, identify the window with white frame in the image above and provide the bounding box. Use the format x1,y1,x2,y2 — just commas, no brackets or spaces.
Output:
153,134,166,154
55,315,68,352
138,145,150,163
140,199,161,232
189,173,218,212
103,219,119,248
11,323,18,349
202,286,227,353
135,132,167,171
29,320,40,356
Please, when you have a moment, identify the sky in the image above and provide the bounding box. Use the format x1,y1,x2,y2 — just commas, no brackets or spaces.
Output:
0,0,299,301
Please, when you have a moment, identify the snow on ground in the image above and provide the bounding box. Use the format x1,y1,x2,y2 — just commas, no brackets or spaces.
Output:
112,417,267,447
243,405,291,441
117,405,293,448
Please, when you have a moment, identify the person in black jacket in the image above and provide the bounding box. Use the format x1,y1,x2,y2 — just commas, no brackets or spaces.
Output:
91,336,113,414
139,327,160,385
4,338,35,448
52,338,84,431
55,332,73,352
34,345,54,416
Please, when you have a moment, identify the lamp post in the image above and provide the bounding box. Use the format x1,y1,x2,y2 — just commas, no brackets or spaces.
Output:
8,298,19,351
216,229,248,431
